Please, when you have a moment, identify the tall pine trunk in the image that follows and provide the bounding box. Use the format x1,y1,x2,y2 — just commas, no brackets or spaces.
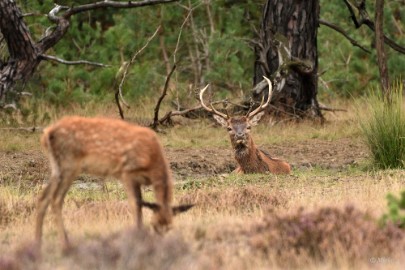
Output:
253,0,323,120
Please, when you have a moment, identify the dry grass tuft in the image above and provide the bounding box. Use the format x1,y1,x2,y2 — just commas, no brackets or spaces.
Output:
71,229,211,269
247,205,405,268
0,198,35,226
178,186,287,212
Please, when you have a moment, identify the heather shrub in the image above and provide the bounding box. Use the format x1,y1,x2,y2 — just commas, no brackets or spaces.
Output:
247,205,405,267
66,229,211,270
0,242,38,270
0,258,19,270
0,229,212,270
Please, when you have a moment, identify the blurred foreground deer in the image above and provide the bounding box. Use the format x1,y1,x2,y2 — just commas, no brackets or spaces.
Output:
199,76,291,174
36,116,192,251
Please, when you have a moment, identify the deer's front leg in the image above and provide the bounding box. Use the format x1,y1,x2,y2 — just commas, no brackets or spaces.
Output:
123,177,143,229
232,166,243,174
133,184,143,228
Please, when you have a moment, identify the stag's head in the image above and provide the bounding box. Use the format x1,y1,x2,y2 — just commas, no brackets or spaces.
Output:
199,76,273,150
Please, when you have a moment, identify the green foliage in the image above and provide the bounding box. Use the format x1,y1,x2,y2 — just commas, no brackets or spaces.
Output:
359,81,405,169
381,191,405,228
15,0,263,107
13,0,405,108
318,0,405,98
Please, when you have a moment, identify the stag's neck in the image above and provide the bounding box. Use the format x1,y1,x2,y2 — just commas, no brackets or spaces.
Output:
232,138,268,173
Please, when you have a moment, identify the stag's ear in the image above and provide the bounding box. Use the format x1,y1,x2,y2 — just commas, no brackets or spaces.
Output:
213,114,228,127
249,111,265,126
142,201,160,212
172,204,194,215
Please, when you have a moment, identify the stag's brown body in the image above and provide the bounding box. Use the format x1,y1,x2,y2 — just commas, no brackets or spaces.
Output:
199,76,291,175
36,116,190,251
229,117,291,174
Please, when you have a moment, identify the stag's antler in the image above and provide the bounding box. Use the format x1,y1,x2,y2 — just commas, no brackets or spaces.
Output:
199,84,229,119
247,76,273,118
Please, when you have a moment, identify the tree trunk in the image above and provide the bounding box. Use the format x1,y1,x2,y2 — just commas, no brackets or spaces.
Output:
253,0,323,120
0,0,41,106
375,0,390,101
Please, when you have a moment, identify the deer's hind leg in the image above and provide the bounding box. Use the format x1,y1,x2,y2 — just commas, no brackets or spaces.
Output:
50,168,78,251
35,168,64,248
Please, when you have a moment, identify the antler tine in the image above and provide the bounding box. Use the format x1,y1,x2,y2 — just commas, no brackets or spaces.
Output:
199,84,228,119
247,76,273,118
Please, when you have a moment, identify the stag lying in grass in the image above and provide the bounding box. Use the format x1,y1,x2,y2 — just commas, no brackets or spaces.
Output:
199,76,291,174
36,116,193,251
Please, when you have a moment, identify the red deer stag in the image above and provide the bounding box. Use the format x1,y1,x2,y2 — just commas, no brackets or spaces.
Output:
36,116,192,251
199,76,291,174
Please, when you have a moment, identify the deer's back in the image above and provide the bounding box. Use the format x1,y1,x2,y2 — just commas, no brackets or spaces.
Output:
259,149,291,174
41,116,166,178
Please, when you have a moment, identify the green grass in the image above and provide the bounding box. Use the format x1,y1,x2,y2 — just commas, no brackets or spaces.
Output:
359,82,405,169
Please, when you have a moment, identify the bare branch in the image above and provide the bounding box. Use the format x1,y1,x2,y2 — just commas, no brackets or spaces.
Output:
146,3,202,127
158,105,202,125
342,0,405,54
38,0,179,54
3,103,17,110
151,64,177,130
21,12,42,17
40,54,110,67
319,19,371,54
0,0,179,107
115,25,161,119
318,103,348,112
157,98,239,126
48,4,69,23
382,33,405,55
173,8,193,63
63,0,180,19
342,0,364,28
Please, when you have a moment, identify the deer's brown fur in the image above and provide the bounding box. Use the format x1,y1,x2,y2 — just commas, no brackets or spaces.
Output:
200,76,291,175
214,115,291,174
36,116,191,251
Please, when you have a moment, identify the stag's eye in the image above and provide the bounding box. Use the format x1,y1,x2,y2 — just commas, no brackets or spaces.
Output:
227,127,232,131
246,126,251,130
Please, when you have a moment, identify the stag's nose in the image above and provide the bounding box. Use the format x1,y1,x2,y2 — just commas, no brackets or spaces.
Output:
235,132,245,140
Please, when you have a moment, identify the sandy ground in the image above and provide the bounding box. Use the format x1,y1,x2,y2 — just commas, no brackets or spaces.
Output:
0,137,368,184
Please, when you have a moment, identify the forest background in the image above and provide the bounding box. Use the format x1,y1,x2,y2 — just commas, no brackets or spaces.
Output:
2,0,404,122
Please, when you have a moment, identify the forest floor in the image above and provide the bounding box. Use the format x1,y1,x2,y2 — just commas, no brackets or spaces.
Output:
0,137,367,184
0,104,404,269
